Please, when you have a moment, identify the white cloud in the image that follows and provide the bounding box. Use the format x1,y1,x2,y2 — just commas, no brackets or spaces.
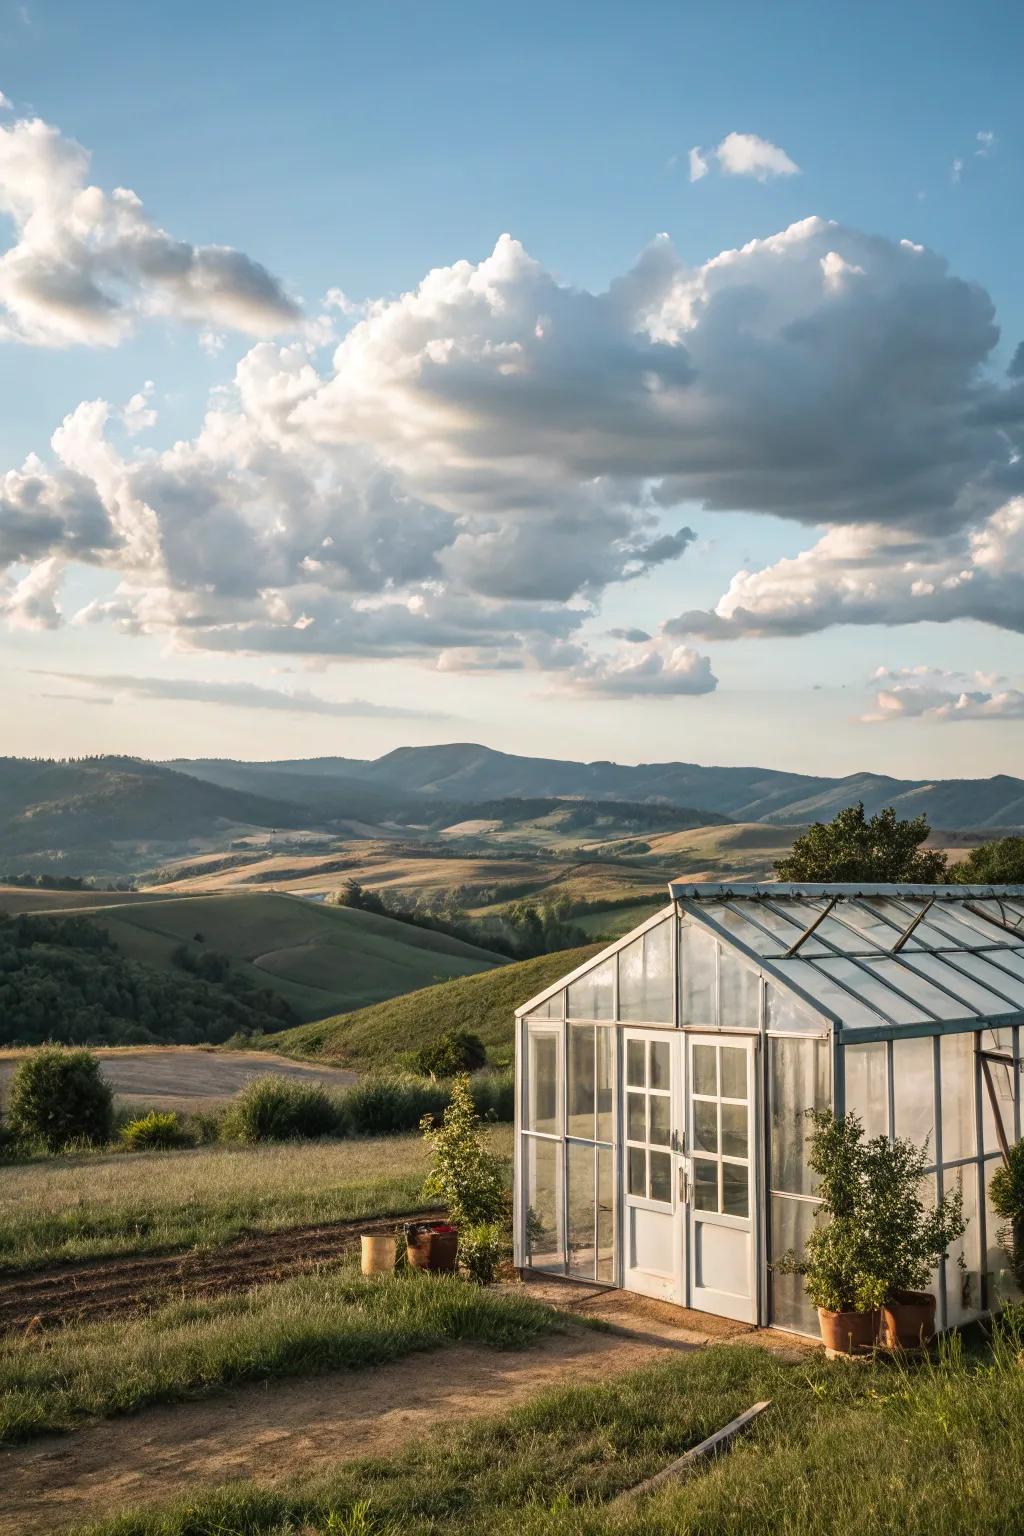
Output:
0,109,299,346
863,665,1024,724
951,156,964,184
565,637,717,697
33,671,449,719
0,92,11,112
122,381,157,436
714,132,799,180
976,130,997,158
688,146,709,182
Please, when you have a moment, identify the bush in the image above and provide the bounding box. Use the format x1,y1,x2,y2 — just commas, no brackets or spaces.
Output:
223,1075,340,1143
989,1141,1024,1291
459,1220,507,1285
6,1047,113,1151
342,1075,447,1137
119,1110,191,1151
421,1074,508,1231
468,1068,514,1124
416,1028,487,1078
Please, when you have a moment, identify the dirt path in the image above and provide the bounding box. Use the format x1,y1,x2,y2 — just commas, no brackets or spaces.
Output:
0,1319,700,1535
0,1212,441,1334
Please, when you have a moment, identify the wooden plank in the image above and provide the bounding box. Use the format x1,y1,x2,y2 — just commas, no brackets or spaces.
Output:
613,1399,772,1503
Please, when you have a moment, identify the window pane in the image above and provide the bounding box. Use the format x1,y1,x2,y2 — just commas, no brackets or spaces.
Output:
985,1159,1021,1307
817,956,930,1025
627,1092,646,1142
704,902,780,954
721,1101,748,1158
527,1026,562,1135
766,983,825,1034
771,959,889,1030
980,1047,1016,1160
649,1038,671,1090
596,1027,614,1143
892,1035,936,1158
752,899,829,955
568,1024,595,1139
940,1031,977,1161
722,1161,749,1218
720,950,760,1029
626,1038,646,1087
525,1136,563,1270
618,920,674,1022
905,954,1010,1016
693,1157,718,1211
770,1035,831,1196
944,1165,980,1324
865,958,972,1020
628,1145,646,1196
525,993,563,1021
693,1043,717,1095
681,921,717,1027
567,1141,596,1278
597,1146,615,1282
953,953,1024,1008
649,1093,671,1146
567,958,615,1020
693,1098,718,1153
649,1150,672,1203
770,1194,822,1334
721,1046,748,1100
844,1040,888,1139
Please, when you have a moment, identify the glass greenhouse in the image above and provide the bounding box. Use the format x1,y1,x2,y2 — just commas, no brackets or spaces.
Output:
513,884,1024,1336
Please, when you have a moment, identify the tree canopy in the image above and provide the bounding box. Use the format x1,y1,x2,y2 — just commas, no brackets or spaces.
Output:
774,802,948,884
951,836,1024,886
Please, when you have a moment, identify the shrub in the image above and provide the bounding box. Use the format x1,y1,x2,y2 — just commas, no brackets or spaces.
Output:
421,1074,507,1229
223,1075,339,1143
468,1068,514,1124
342,1075,447,1137
989,1140,1024,1291
119,1110,191,1151
459,1220,507,1285
416,1028,487,1078
6,1047,113,1151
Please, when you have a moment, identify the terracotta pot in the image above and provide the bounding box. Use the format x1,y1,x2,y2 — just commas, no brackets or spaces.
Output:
817,1306,879,1355
360,1233,396,1277
406,1222,459,1273
882,1290,936,1350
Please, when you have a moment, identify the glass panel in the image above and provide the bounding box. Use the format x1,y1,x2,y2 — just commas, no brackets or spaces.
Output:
626,1038,646,1088
860,897,928,948
567,1141,596,1278
627,1145,646,1196
922,907,995,949
649,1150,672,1203
525,992,563,1020
649,1094,671,1146
892,1035,936,1158
829,900,903,949
627,1092,646,1142
865,958,974,1020
770,1035,831,1196
985,1158,1020,1306
940,904,1024,945
693,1098,718,1153
721,1046,748,1100
904,953,1012,1016
766,983,826,1034
527,1025,562,1135
719,950,761,1028
649,1038,671,1090
944,1165,980,1324
940,1030,977,1161
721,1101,748,1158
771,959,890,1029
692,1043,717,1095
680,920,717,1026
693,1157,718,1211
525,1136,563,1270
770,1194,822,1334
618,920,674,1022
980,1042,1016,1159
704,902,781,954
568,1024,595,1139
816,956,930,1025
596,1027,614,1143
844,1040,888,1139
952,952,1024,1007
815,915,884,954
752,899,830,956
597,1146,614,1282
722,1161,749,1218
986,948,1024,983
567,958,615,1021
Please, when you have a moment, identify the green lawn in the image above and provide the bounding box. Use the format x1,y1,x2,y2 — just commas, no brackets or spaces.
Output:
66,1315,1024,1536
0,1130,510,1270
263,943,603,1071
0,1266,558,1444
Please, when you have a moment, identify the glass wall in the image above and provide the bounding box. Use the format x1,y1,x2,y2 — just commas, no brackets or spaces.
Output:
768,1033,831,1334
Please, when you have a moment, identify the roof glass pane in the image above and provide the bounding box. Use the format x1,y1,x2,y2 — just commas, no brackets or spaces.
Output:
865,958,976,1020
702,902,782,955
769,959,890,1029
815,957,930,1024
815,917,884,954
947,952,1024,1008
858,897,928,949
970,900,1024,937
936,904,1024,945
901,953,1016,1016
830,900,904,948
982,948,1024,984
752,901,831,957
921,906,1004,950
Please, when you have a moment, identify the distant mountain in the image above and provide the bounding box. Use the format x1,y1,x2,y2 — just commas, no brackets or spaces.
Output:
165,758,427,825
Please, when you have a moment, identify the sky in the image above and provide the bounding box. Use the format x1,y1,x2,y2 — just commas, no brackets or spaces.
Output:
1,0,1023,777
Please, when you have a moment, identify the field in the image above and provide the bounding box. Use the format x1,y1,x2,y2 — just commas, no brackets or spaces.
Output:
263,943,603,1070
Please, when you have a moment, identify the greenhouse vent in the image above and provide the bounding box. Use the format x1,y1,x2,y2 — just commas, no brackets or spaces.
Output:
512,884,1024,1335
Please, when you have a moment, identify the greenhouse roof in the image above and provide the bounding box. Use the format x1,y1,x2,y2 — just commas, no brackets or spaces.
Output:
673,884,1024,1035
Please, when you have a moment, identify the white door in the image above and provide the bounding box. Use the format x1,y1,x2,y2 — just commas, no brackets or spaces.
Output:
622,1030,683,1301
685,1034,758,1323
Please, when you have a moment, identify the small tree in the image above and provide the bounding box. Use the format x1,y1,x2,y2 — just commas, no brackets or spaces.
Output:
952,836,1024,886
7,1047,113,1150
420,1074,506,1226
989,1141,1024,1292
416,1028,487,1078
775,803,948,884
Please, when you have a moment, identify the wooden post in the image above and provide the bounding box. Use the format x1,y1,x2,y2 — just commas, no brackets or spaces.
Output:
613,1400,772,1503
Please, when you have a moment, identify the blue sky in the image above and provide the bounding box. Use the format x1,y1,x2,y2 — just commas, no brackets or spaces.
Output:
2,0,1023,775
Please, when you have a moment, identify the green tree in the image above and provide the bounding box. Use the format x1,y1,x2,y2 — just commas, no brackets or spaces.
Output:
774,802,948,883
7,1047,113,1150
952,836,1024,886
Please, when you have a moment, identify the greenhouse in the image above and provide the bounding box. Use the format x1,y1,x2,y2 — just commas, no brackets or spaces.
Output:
512,883,1024,1336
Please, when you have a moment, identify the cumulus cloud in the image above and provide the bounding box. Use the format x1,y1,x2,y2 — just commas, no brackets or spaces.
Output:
863,665,1024,724
0,108,299,345
688,146,709,182
565,637,717,697
689,133,799,183
35,671,449,719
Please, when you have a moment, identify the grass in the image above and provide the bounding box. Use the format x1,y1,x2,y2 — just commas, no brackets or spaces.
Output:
63,1314,1024,1536
0,1128,511,1269
261,944,603,1071
0,1265,558,1444
72,892,506,1022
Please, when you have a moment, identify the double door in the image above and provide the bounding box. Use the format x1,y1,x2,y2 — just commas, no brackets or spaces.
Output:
622,1029,757,1322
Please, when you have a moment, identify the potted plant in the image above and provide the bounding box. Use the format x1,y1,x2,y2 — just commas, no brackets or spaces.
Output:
988,1138,1024,1300
417,1074,509,1279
